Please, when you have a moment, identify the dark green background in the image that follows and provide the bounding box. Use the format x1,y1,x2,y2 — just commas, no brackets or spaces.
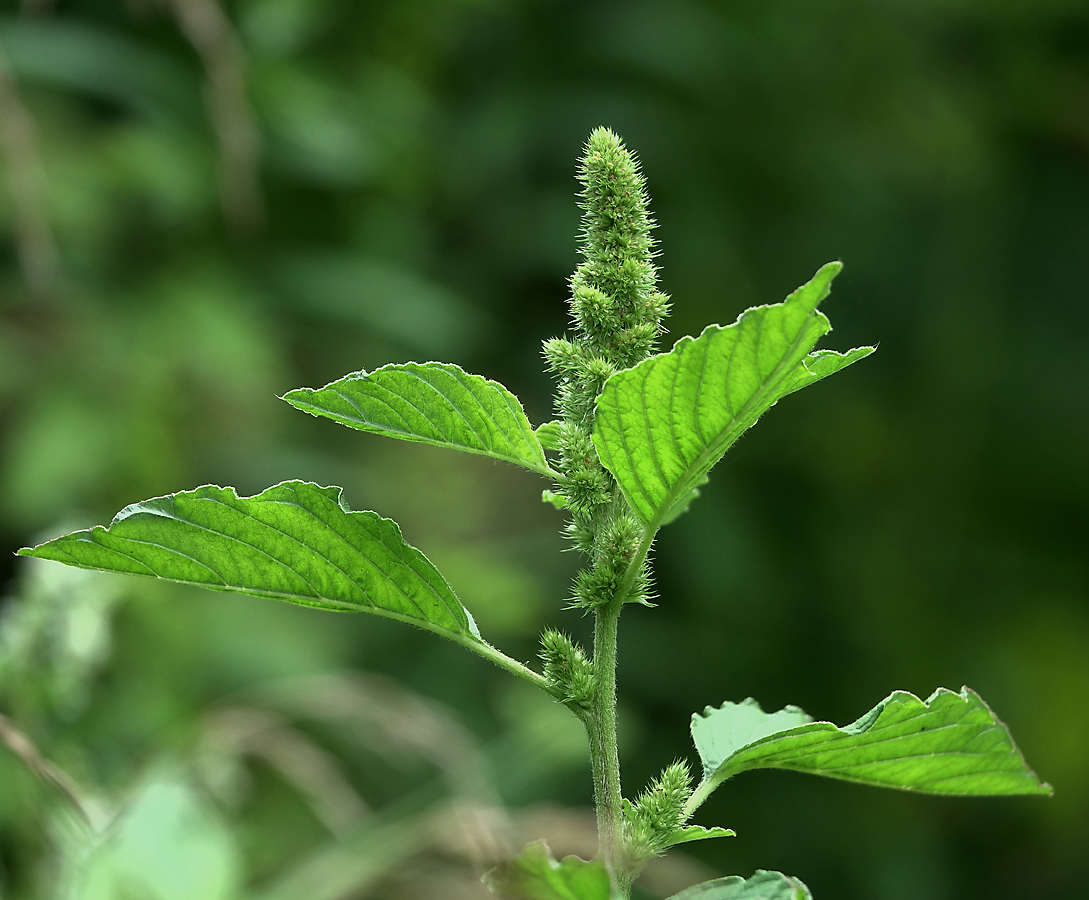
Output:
1,1,1086,898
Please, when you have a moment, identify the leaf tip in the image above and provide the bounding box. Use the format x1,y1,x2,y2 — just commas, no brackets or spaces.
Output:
279,387,310,405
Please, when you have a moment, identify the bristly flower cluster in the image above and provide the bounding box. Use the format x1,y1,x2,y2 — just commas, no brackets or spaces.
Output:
539,629,594,711
623,760,692,864
544,127,669,609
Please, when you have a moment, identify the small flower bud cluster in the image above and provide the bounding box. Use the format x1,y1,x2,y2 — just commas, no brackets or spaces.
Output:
623,760,692,864
539,630,594,711
544,127,669,610
571,513,651,609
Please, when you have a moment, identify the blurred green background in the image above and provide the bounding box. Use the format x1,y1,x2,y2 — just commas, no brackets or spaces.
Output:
1,0,1086,898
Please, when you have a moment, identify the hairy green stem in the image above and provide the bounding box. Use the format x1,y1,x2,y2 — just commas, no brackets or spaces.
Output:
589,599,624,888
455,636,553,695
682,777,716,819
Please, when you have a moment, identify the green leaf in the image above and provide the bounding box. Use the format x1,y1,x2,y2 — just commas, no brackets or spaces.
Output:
667,871,812,900
665,825,736,847
18,481,480,642
687,688,1052,811
691,699,814,774
593,262,874,526
283,362,553,477
535,420,563,451
484,841,611,900
541,490,570,510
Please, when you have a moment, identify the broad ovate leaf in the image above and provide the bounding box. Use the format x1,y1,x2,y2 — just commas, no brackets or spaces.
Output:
284,362,553,477
593,262,874,526
484,841,611,900
687,688,1051,812
18,481,480,642
667,871,812,900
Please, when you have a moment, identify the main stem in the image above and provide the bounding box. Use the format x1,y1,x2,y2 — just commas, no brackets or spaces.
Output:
590,598,624,888
545,127,669,896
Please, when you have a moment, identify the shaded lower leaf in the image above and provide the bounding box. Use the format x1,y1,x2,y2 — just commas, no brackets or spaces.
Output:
484,841,611,900
667,871,812,900
688,688,1051,810
19,481,480,642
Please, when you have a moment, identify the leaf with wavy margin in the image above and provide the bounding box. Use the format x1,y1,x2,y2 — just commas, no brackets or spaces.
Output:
18,481,480,642
593,262,873,526
284,362,553,476
667,870,812,900
686,688,1052,813
665,824,735,847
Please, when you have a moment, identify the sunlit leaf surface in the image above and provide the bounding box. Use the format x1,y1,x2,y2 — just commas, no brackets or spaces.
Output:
689,688,1051,807
19,481,480,642
284,362,552,476
593,263,873,526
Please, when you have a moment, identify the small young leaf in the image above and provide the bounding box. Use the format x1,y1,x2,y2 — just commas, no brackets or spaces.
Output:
593,262,874,526
542,490,570,510
688,688,1051,811
665,825,736,847
535,420,564,451
667,871,812,900
19,481,480,642
484,840,611,900
284,362,553,477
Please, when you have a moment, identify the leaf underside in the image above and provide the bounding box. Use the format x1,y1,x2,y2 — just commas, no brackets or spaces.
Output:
691,688,1052,803
593,262,874,526
284,361,552,476
484,841,611,900
18,481,480,642
667,870,812,900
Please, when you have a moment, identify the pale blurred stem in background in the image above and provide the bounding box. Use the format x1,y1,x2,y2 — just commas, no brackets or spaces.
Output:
0,45,59,299
166,0,264,232
0,712,89,825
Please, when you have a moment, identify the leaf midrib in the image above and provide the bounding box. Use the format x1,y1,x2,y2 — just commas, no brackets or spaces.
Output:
298,387,553,475
641,306,825,534
67,490,472,634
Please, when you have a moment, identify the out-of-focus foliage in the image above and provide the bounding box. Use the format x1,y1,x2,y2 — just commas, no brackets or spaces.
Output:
0,1,1085,898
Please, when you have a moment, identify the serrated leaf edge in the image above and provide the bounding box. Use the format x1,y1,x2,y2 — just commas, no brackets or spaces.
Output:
19,481,481,639
686,686,1053,815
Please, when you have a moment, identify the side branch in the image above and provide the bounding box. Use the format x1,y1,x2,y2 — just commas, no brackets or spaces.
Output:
453,635,554,695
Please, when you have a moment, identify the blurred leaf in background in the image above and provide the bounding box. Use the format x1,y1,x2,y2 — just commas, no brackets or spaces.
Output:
1,0,1086,898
